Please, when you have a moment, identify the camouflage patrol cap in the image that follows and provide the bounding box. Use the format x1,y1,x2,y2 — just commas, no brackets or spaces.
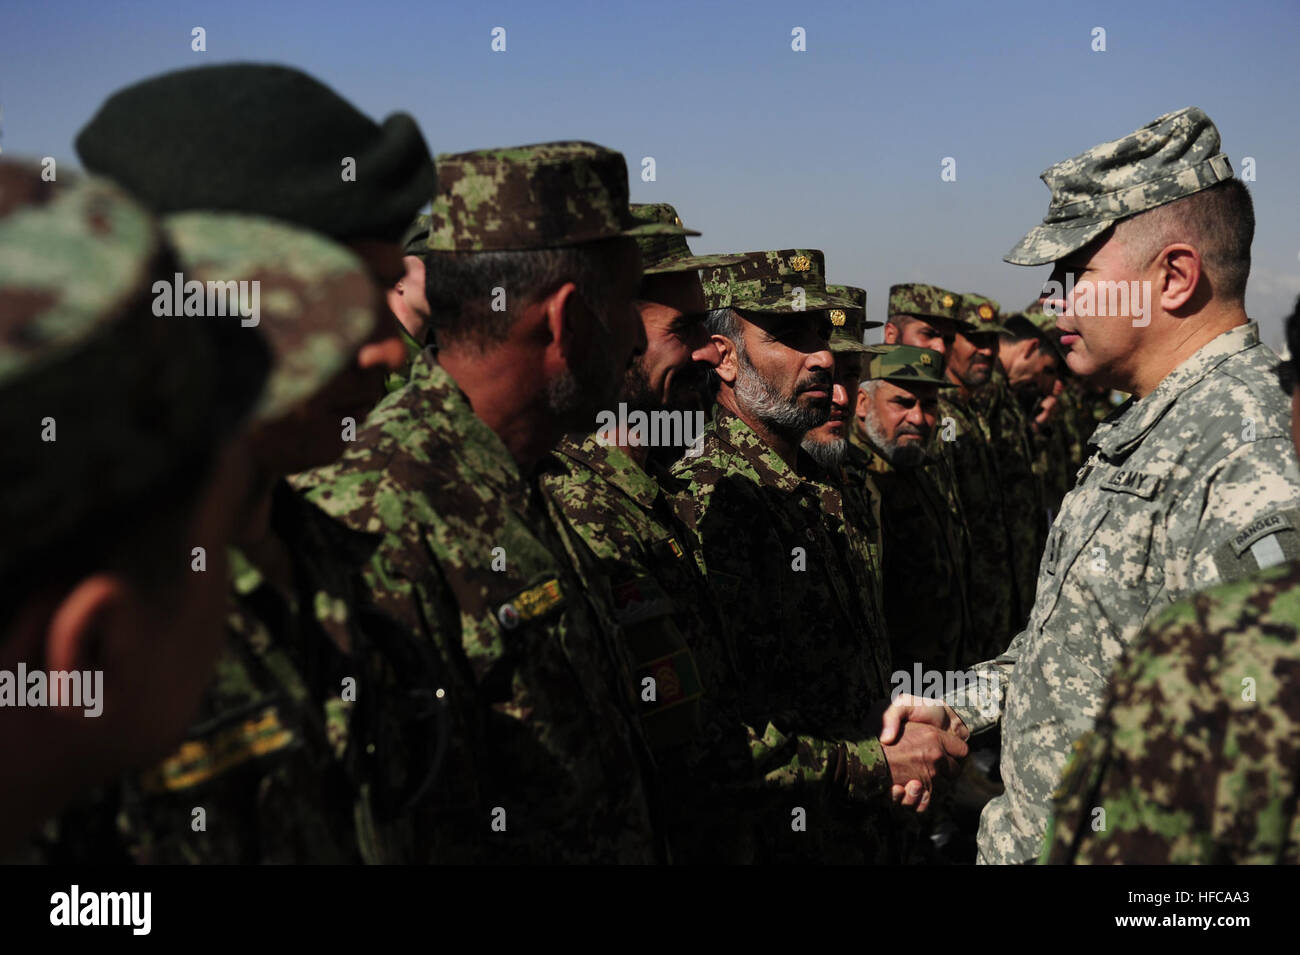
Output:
956,293,1009,335
702,249,858,314
0,161,266,573
1006,106,1235,266
629,203,747,274
426,141,690,252
163,212,379,423
865,345,955,388
1005,299,1069,364
888,283,962,324
401,213,431,255
824,284,876,355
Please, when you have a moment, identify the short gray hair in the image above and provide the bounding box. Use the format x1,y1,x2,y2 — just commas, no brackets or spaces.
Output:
424,242,617,351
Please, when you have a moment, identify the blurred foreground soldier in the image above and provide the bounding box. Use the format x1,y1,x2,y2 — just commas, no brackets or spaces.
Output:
985,306,1060,625
542,202,755,860
0,163,266,854
854,346,973,672
939,294,1019,656
298,142,682,863
673,251,968,858
76,62,434,402
87,216,432,864
887,106,1300,865
1043,294,1300,865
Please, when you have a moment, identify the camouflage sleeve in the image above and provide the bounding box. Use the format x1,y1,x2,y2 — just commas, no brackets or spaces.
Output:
748,721,891,803
1185,439,1300,591
1041,568,1300,864
946,626,1026,735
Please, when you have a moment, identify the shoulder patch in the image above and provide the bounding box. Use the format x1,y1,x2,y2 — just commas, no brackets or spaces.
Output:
496,577,565,629
139,706,297,794
1214,510,1300,581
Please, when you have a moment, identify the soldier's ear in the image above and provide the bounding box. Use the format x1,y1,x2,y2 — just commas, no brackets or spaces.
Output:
44,574,129,720
540,280,581,356
711,334,739,385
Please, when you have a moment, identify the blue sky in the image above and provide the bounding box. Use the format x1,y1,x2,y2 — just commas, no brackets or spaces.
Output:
4,0,1298,344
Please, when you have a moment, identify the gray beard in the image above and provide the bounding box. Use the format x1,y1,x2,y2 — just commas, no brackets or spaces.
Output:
862,412,928,469
801,434,847,470
734,351,828,433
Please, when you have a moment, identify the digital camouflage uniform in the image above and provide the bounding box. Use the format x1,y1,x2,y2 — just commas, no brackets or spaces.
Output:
298,142,691,864
672,250,901,863
937,295,1017,660
853,346,975,673
954,106,1300,864
1042,558,1300,864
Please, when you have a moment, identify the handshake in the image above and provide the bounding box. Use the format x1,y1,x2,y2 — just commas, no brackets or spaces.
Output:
876,694,971,812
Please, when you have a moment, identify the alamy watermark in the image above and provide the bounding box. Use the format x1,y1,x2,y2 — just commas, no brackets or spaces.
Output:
890,663,1001,719
594,403,705,455
0,664,102,717
1040,276,1153,327
152,272,260,327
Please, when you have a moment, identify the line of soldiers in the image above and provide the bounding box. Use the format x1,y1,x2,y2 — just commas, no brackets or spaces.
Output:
3,65,1298,865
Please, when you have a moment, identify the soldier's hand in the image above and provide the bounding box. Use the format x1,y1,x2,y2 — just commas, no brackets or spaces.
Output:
879,721,969,813
877,693,969,745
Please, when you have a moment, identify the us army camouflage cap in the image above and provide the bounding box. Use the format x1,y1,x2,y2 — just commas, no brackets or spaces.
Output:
0,161,266,573
701,249,858,313
629,203,747,274
1005,106,1235,266
824,284,877,354
889,282,963,324
425,141,690,252
957,293,1009,335
163,212,379,422
401,213,430,255
865,345,955,388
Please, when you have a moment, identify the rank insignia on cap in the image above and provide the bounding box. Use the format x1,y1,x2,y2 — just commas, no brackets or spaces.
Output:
830,309,846,326
978,304,994,320
673,215,683,227
920,352,933,365
791,255,811,272
942,295,955,307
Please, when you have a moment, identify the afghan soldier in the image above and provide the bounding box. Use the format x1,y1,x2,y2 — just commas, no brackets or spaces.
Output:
802,284,888,642
539,202,753,861
0,163,266,854
938,294,1019,656
887,105,1300,865
1042,294,1300,865
853,346,973,673
671,250,969,853
984,305,1061,623
298,142,681,863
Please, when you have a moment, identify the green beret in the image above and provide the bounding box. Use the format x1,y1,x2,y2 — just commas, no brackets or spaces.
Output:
426,141,689,252
76,64,435,242
630,203,747,274
889,282,962,323
702,249,858,314
0,161,267,577
1006,106,1234,266
865,345,955,388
